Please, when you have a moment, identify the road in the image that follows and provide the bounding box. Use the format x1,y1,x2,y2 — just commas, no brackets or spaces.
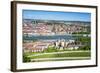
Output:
31,57,90,62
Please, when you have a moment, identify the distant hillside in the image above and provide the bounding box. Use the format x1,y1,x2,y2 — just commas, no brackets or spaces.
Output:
23,19,91,25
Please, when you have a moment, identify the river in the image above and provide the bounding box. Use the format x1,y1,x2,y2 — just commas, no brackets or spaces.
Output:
23,34,90,41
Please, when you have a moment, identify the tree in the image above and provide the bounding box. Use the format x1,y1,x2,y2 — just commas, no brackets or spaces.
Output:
23,54,31,62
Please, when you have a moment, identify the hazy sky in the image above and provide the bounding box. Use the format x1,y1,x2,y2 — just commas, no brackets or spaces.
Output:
23,10,91,22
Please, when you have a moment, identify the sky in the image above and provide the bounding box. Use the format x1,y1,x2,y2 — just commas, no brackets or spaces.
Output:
23,10,91,22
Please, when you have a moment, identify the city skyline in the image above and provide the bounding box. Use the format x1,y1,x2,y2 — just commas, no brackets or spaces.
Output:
23,10,91,22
